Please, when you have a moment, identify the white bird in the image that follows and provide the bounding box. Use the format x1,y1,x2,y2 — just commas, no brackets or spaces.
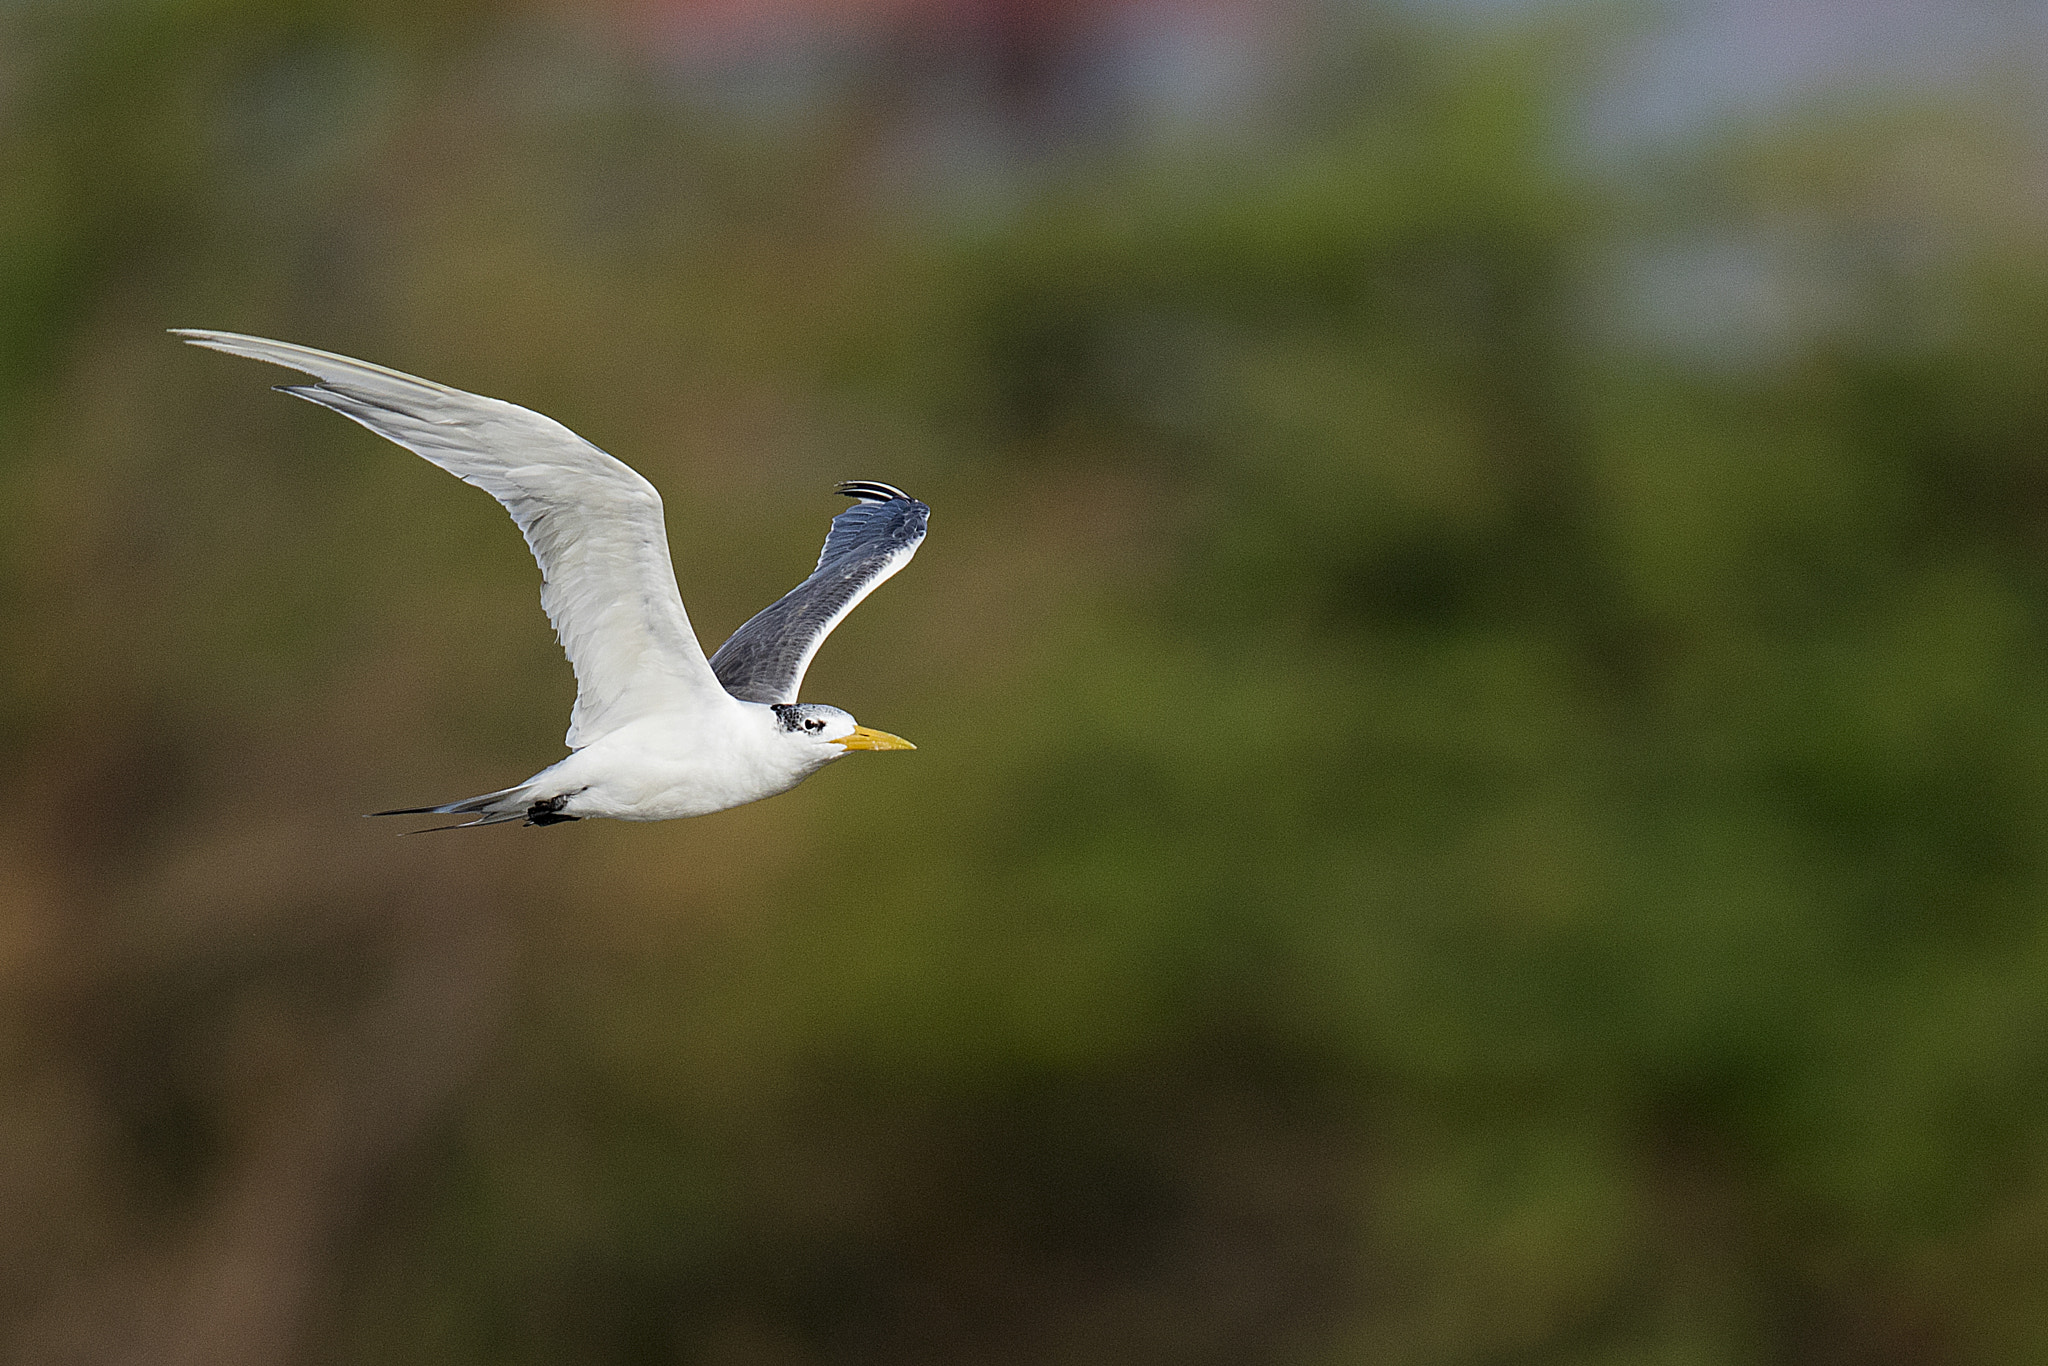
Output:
176,329,925,830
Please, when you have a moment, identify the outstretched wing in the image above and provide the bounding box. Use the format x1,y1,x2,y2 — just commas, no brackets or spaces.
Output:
710,481,928,705
176,329,730,749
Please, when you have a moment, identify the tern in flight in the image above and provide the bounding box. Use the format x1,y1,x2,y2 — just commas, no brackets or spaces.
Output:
177,330,925,830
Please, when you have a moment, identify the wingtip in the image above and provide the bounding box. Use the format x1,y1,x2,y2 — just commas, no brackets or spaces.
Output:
171,327,251,353
835,480,913,504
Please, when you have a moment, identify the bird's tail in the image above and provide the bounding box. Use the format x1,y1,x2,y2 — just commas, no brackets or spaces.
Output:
368,784,575,833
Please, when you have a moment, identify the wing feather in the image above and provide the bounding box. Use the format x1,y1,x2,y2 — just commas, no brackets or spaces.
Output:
176,329,729,748
710,485,928,704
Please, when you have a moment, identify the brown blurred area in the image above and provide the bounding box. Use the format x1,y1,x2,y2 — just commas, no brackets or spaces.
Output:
6,1,2048,1363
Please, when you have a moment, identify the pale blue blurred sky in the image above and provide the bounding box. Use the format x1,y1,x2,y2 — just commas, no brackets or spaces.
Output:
1569,0,2044,144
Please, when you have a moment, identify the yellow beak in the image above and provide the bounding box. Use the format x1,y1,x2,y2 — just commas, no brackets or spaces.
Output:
837,725,916,752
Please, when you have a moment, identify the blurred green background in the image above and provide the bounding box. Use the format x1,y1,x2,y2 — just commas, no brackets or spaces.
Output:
7,1,2048,1362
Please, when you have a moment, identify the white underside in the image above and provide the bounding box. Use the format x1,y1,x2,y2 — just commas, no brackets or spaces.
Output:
520,699,845,821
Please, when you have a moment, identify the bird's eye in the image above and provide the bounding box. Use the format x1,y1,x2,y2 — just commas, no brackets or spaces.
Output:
806,719,824,732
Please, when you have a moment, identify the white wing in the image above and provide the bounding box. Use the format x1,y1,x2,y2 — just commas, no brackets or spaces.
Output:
176,329,729,749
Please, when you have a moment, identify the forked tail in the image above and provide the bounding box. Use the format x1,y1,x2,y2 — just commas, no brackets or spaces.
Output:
369,785,579,832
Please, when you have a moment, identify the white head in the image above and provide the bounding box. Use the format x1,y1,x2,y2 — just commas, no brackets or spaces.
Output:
769,703,916,764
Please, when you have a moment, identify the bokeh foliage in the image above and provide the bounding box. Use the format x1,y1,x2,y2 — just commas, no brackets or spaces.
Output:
5,2,2048,1364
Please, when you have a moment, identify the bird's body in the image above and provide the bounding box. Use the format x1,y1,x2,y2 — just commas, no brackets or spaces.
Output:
516,706,846,824
177,329,925,828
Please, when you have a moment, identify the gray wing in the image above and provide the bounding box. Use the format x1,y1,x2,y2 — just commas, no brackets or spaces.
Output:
710,481,928,705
